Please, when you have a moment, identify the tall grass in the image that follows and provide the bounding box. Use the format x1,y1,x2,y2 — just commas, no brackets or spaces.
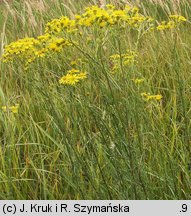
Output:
0,0,191,199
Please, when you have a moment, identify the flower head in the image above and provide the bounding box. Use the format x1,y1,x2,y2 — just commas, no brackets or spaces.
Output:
59,69,87,85
2,104,19,114
141,92,162,101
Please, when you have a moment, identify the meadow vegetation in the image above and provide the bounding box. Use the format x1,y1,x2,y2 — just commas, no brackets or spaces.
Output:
0,0,191,199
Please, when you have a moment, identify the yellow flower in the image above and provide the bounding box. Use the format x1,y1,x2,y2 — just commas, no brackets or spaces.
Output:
141,92,162,101
59,74,80,85
37,33,51,42
75,15,81,20
154,94,163,100
141,92,148,97
131,7,139,14
59,69,87,85
45,16,77,34
1,106,7,112
169,15,187,22
132,78,145,84
106,4,115,10
35,48,47,58
156,15,186,31
68,69,80,74
2,37,39,62
2,104,19,114
125,5,131,12
47,38,71,52
157,21,176,31
76,72,87,80
48,43,61,52
70,58,83,66
10,104,19,113
110,54,120,60
70,60,78,66
110,50,137,67
99,21,107,28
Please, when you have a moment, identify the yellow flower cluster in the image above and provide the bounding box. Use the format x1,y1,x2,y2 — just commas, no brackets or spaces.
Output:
1,104,19,114
2,34,71,69
78,5,150,28
141,92,162,101
45,5,153,35
157,15,186,31
1,4,186,69
70,58,81,66
37,33,51,42
45,16,77,34
47,37,71,52
110,50,137,71
2,38,39,63
132,78,145,84
44,5,186,35
157,21,176,31
169,15,187,22
59,68,87,85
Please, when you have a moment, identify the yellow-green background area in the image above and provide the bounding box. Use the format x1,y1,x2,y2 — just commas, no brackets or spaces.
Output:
0,0,191,199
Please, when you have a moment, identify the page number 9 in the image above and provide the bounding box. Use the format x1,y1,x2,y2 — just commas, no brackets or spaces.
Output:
181,204,187,212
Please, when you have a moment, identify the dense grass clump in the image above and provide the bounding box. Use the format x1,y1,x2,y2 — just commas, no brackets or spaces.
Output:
0,0,191,199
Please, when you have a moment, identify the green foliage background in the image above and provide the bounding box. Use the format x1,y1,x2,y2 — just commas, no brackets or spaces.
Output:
0,0,191,199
